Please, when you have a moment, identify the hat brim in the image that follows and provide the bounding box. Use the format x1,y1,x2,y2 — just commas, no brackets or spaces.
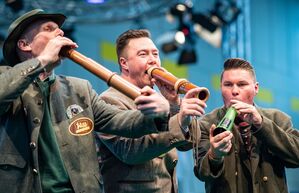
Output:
3,12,66,66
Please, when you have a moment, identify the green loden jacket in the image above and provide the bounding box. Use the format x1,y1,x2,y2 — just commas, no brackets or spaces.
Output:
194,106,299,193
0,59,167,193
96,87,199,193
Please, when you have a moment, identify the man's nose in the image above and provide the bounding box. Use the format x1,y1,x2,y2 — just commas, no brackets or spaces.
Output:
232,85,239,95
148,54,158,65
55,28,64,37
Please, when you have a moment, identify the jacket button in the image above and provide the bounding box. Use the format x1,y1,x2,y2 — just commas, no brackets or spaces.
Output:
27,66,35,73
33,80,38,86
170,138,178,144
30,142,37,149
235,171,238,176
33,168,38,175
33,117,40,124
37,99,43,105
262,176,268,182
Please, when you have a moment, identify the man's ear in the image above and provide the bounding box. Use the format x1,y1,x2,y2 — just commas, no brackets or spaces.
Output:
254,82,259,95
119,57,129,72
17,39,31,51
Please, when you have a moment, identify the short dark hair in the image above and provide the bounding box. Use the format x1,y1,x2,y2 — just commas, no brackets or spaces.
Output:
220,58,256,82
116,29,151,59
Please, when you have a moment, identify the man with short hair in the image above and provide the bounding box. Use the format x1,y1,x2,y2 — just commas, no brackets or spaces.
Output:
96,29,206,193
194,58,299,193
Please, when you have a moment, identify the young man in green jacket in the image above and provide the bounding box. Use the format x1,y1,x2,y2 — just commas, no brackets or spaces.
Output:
194,58,299,193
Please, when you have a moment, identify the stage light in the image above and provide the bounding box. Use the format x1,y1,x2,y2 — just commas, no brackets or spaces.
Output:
163,3,198,64
193,23,222,48
212,0,241,25
175,31,185,44
163,1,241,65
161,42,178,53
159,31,185,53
5,0,23,12
191,13,218,33
178,47,197,65
166,2,193,24
169,3,189,18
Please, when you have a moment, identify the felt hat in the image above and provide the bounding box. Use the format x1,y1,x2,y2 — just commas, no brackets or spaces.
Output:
2,9,66,66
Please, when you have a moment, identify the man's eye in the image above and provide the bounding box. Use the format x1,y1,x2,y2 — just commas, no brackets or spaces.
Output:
238,83,248,87
224,83,232,87
43,26,55,32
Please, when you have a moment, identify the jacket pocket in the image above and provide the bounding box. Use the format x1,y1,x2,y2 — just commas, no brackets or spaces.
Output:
0,153,27,179
0,153,26,168
0,154,31,193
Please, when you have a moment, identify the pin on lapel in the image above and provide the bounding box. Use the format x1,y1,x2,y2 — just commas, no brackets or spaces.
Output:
66,104,84,119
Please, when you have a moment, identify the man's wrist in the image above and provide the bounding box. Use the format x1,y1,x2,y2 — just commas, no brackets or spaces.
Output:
170,98,181,115
253,115,263,129
208,149,223,162
177,115,189,134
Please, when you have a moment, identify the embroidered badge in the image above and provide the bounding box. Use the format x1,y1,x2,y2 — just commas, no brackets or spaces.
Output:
69,117,94,136
66,104,84,119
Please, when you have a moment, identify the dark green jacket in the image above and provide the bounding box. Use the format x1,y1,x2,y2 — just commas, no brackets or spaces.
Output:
194,106,299,193
96,87,198,193
0,59,165,193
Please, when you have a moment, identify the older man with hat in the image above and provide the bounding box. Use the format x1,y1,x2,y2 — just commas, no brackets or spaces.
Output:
0,9,173,193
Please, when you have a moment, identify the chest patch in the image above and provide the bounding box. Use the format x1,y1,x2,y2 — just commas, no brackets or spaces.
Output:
69,117,94,136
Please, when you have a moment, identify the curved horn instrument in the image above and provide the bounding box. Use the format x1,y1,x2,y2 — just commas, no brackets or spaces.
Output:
147,67,210,102
60,48,141,99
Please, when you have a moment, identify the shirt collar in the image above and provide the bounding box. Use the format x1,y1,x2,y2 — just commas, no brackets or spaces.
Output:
37,71,56,84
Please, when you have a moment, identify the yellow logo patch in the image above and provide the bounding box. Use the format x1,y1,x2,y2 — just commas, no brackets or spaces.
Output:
69,117,94,136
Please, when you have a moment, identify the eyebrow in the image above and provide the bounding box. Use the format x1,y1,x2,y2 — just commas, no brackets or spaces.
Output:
137,48,158,53
41,22,58,28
